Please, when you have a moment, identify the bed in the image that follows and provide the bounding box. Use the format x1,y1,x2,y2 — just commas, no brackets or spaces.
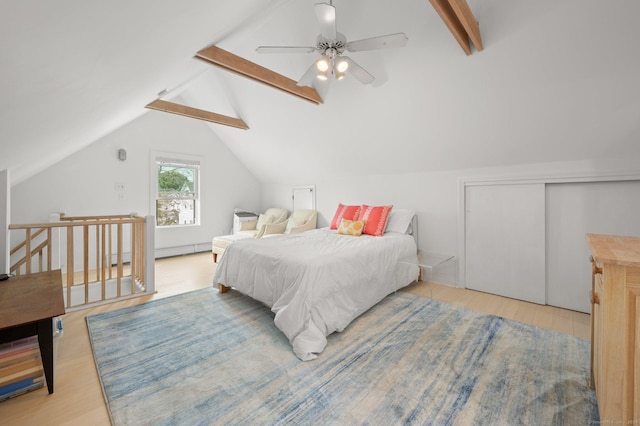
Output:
212,209,420,361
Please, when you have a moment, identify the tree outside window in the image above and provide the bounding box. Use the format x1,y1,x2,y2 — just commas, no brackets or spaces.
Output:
155,159,199,227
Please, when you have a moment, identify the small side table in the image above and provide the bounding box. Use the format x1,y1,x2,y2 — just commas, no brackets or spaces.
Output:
0,270,65,394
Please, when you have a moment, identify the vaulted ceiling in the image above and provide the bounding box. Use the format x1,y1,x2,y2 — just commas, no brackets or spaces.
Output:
2,0,639,185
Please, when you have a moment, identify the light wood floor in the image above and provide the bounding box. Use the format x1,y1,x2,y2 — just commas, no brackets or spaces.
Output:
0,252,591,425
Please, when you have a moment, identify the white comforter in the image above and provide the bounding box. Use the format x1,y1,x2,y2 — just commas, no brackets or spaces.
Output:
212,229,419,361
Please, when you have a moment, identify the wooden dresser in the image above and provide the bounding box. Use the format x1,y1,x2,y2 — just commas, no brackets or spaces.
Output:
586,233,640,423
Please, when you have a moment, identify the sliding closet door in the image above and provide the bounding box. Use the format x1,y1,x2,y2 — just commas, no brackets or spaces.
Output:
546,180,640,312
465,183,546,304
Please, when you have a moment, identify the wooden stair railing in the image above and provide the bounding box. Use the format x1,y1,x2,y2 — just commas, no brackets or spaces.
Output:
8,213,155,311
9,227,52,275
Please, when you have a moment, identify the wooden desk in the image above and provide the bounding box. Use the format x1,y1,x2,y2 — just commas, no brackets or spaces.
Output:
0,270,65,394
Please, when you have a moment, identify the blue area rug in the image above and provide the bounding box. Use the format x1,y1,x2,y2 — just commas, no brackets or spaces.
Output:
86,287,598,425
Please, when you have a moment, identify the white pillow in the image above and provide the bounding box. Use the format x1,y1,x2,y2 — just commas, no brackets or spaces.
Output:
384,209,415,234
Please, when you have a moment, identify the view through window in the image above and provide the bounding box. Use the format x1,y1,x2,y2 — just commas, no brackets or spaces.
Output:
155,157,200,227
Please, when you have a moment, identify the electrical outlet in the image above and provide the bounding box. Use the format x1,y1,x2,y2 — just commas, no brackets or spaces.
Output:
115,182,125,191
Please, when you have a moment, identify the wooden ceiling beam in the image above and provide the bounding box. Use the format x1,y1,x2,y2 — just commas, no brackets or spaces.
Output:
195,45,323,105
429,0,482,55
145,99,249,130
448,0,483,52
429,0,472,55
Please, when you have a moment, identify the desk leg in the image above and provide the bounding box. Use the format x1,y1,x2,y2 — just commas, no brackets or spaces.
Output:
37,319,55,394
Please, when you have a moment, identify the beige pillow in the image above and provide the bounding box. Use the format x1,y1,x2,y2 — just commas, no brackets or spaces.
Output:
254,226,266,239
285,218,302,234
257,214,274,228
239,219,258,231
262,221,287,237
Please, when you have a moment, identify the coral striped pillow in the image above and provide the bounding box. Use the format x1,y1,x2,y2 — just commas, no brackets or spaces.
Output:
358,204,393,236
330,203,361,230
337,219,366,236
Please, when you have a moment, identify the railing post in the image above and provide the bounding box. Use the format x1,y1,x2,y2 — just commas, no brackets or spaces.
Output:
25,229,31,275
66,226,74,306
117,223,123,296
82,224,89,303
130,220,136,294
144,215,155,293
49,214,61,271
0,169,9,275
101,224,106,300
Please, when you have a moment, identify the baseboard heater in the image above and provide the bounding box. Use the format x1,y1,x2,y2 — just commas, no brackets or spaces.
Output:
154,242,212,259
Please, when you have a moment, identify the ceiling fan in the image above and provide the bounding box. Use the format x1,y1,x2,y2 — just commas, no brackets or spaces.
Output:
256,1,408,86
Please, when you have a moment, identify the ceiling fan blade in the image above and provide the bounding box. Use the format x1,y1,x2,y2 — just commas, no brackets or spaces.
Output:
343,56,375,84
345,32,408,52
256,46,316,54
297,62,318,87
314,2,337,40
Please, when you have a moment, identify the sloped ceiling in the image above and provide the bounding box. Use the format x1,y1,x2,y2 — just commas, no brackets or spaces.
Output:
2,0,639,185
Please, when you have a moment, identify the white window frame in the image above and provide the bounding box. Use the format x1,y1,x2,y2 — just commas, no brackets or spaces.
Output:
151,153,201,228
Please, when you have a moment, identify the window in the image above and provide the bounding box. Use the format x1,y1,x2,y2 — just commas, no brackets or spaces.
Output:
155,156,200,227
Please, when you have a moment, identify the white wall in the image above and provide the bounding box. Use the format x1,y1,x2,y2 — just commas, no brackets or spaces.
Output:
262,158,640,286
10,108,261,255
262,170,462,261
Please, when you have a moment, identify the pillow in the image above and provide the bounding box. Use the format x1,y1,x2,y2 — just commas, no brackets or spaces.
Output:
261,221,287,237
239,219,258,231
358,204,393,236
256,214,274,229
329,203,361,230
337,219,366,236
285,217,302,234
385,209,415,234
254,225,266,239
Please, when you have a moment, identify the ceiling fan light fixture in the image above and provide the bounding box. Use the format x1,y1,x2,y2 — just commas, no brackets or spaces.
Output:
259,1,408,86
317,68,329,80
335,58,349,73
316,58,330,72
